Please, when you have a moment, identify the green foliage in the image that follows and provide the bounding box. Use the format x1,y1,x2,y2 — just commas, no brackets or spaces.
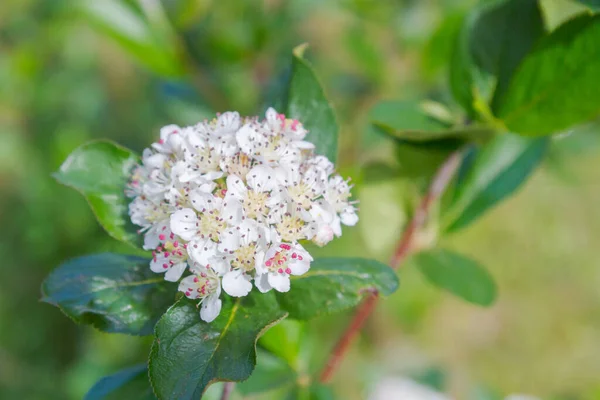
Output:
574,0,600,10
281,45,339,163
82,0,184,77
149,294,287,400
53,141,142,248
412,249,497,306
41,254,176,335
276,258,399,320
370,100,494,144
443,134,549,233
85,365,154,400
498,13,600,136
450,0,545,117
236,351,296,395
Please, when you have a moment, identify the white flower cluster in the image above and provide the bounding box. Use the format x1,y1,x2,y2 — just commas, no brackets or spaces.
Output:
127,108,358,322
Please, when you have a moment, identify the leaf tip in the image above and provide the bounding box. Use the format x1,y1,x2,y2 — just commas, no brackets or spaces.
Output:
293,43,309,59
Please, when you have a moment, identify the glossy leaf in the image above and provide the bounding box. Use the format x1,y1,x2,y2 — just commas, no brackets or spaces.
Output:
283,44,339,163
82,0,184,77
449,0,544,116
259,319,304,368
149,294,287,400
41,253,176,335
371,100,494,144
54,140,142,248
443,134,548,233
412,249,497,306
276,258,399,320
85,364,154,400
236,350,296,395
498,14,600,136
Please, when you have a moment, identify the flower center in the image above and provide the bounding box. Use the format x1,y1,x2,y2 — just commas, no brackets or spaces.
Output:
183,270,219,300
199,210,226,241
231,244,256,272
277,214,305,242
190,146,219,173
153,240,187,269
243,190,269,219
264,244,303,274
288,183,314,210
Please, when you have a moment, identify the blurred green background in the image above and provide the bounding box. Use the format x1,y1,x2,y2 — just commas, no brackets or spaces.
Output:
2,0,600,399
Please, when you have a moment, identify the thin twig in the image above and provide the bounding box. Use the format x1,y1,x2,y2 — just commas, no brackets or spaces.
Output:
220,382,235,400
318,151,462,384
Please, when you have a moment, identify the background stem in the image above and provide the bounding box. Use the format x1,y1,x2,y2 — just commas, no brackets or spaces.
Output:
318,151,462,384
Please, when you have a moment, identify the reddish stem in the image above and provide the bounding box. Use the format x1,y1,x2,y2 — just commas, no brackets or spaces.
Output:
319,151,462,384
220,382,235,400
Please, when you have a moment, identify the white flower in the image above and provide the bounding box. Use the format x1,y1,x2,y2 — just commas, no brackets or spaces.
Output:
179,264,222,322
255,242,312,293
127,108,357,322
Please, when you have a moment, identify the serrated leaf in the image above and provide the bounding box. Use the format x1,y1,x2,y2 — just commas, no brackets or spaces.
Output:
412,249,497,306
370,100,494,144
276,258,399,320
236,350,296,395
443,133,548,233
82,0,184,77
450,0,544,116
54,140,142,248
149,294,287,400
41,253,176,335
498,13,600,136
85,364,154,400
283,44,338,162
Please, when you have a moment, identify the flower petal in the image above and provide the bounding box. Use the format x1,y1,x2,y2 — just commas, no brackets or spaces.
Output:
164,262,187,282
254,273,272,293
200,294,222,323
222,270,252,297
170,208,198,241
268,272,290,293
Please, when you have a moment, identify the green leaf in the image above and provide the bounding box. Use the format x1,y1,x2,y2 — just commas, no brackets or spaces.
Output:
236,350,296,395
443,133,549,233
412,249,497,306
574,0,600,10
54,140,142,248
370,100,495,144
450,0,545,116
498,13,600,136
276,258,399,320
82,0,184,77
85,364,154,400
41,253,176,335
149,294,287,400
259,319,304,368
283,44,339,163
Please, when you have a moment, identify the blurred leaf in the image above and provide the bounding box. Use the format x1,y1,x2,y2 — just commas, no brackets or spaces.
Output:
237,350,296,395
498,14,600,136
85,364,154,400
259,319,304,368
149,294,287,400
371,100,495,144
450,0,545,116
275,258,398,320
53,140,142,248
160,0,212,29
42,253,176,335
412,249,497,306
82,0,184,77
574,0,600,9
285,383,335,400
283,44,339,162
443,134,549,233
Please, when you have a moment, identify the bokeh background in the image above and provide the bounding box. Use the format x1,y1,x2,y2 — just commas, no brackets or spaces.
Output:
1,0,600,399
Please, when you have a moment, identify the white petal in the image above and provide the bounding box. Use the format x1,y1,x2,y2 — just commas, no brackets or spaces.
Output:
150,254,169,273
268,272,290,293
164,262,187,282
189,191,217,212
187,239,217,265
247,165,276,192
143,231,160,251
200,294,222,323
225,175,247,199
289,259,310,276
236,124,259,154
218,228,241,253
222,270,252,297
222,197,243,226
170,209,198,241
208,255,230,276
178,275,197,296
160,124,180,141
340,208,359,226
255,273,272,293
